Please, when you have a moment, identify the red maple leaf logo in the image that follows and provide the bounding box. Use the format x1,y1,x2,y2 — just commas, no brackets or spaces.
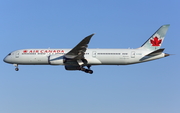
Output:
150,37,162,46
23,50,28,53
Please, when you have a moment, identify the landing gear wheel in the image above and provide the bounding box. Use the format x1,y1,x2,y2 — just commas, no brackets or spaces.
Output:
84,69,93,74
84,69,89,73
80,68,86,71
13,64,19,71
15,68,19,71
79,65,93,74
88,70,93,74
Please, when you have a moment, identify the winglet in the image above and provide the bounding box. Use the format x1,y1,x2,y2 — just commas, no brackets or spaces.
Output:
79,33,94,46
65,34,95,59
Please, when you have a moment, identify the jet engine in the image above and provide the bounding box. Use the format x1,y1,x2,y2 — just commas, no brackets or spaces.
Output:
65,65,81,70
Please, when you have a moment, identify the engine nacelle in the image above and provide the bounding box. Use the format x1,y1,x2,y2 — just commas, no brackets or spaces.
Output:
48,54,64,65
65,65,80,70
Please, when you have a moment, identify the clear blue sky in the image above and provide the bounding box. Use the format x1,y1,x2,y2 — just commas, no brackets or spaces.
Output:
1,0,180,113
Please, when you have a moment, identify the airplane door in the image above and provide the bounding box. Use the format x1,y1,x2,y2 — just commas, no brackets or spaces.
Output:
92,51,96,57
131,51,135,58
15,51,20,58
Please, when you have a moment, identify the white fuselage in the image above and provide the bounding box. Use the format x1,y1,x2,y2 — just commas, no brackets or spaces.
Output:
3,25,170,74
4,48,166,66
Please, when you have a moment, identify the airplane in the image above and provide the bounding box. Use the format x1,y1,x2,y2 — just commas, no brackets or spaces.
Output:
4,25,170,74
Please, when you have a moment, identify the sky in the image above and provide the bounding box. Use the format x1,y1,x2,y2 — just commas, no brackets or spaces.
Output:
0,0,180,113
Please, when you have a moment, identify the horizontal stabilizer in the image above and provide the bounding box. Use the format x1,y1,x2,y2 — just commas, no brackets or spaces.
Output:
146,48,165,56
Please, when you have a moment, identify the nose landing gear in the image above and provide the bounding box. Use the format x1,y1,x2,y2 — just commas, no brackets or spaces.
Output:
13,64,19,71
15,67,19,71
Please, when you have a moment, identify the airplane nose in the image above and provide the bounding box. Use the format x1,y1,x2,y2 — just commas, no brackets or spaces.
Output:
3,56,11,63
4,53,15,64
3,57,8,63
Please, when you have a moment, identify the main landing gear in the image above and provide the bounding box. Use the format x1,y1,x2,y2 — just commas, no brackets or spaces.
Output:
13,64,19,71
80,65,93,74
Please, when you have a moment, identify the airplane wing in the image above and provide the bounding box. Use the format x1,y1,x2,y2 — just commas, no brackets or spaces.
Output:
64,34,94,60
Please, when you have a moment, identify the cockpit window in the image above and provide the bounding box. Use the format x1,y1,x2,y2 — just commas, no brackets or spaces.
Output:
8,53,11,55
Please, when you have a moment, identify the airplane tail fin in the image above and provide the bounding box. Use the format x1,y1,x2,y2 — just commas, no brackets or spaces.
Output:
140,24,170,51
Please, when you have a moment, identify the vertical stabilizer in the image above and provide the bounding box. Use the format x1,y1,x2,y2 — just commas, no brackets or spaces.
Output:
141,25,170,51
